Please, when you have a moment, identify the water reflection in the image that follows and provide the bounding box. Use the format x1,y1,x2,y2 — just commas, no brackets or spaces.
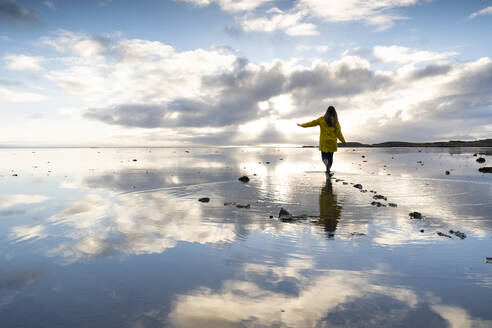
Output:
317,176,342,236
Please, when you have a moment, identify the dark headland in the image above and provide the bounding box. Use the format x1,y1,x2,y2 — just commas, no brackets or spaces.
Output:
303,138,492,148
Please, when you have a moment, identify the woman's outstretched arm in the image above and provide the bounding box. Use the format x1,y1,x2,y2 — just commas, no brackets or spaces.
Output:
297,118,320,128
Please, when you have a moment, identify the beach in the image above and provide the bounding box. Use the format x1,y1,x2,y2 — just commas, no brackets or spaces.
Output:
0,147,491,327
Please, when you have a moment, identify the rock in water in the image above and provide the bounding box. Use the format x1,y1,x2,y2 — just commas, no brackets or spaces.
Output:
476,157,486,163
373,195,387,201
409,211,422,219
236,203,250,209
238,176,250,182
437,231,452,238
450,230,466,239
353,184,363,189
478,167,492,173
198,197,210,203
388,203,397,207
278,207,293,221
445,170,450,175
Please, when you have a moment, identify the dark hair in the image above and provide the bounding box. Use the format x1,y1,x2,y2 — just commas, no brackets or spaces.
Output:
324,106,338,127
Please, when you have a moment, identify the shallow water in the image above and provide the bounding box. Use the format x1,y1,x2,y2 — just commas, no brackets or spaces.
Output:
0,147,491,327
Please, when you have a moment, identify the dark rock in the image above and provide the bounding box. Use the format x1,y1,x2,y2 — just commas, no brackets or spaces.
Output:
437,231,452,238
350,232,365,236
371,201,385,207
12,174,18,177
279,207,293,221
361,190,367,193
409,211,422,219
486,257,492,264
238,176,250,182
476,157,486,163
420,229,425,233
132,159,137,162
224,202,237,206
265,161,270,164
198,197,210,203
361,155,365,158
185,150,190,153
473,153,477,156
343,182,348,185
478,167,492,173
269,215,273,219
353,184,363,189
236,204,250,209
445,170,450,175
388,203,397,207
373,195,387,201
450,230,466,239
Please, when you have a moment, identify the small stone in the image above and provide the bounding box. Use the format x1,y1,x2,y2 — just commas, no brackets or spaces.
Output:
437,231,452,238
343,182,348,185
279,207,293,221
353,184,363,189
478,167,492,173
269,215,273,219
198,197,210,203
409,211,422,219
265,161,270,164
361,155,365,158
12,173,18,176
420,229,424,233
476,157,486,163
236,203,250,209
473,153,478,157
445,170,450,175
451,230,467,239
486,257,492,264
238,176,250,182
388,203,397,207
373,195,387,201
132,159,137,162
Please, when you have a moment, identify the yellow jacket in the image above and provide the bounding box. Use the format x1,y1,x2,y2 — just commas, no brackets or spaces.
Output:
300,117,346,152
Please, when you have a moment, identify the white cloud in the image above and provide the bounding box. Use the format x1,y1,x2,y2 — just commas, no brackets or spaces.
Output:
469,6,492,19
0,194,49,209
0,87,46,102
181,0,273,12
239,10,318,36
4,54,44,71
44,1,54,9
373,45,458,64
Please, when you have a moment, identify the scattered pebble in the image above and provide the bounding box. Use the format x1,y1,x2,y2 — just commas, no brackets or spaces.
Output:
236,204,250,209
409,211,422,219
437,231,452,238
420,229,425,233
132,159,137,162
12,174,18,177
478,167,492,173
373,195,387,201
371,201,386,207
388,203,397,207
238,176,250,182
353,184,363,189
476,157,486,163
198,197,210,203
350,232,365,236
278,207,293,221
343,182,348,185
445,170,450,175
450,230,466,239
486,257,492,264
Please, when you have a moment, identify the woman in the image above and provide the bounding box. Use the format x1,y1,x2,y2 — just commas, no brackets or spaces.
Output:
297,106,346,174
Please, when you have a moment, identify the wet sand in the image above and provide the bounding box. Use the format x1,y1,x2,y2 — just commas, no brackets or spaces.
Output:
0,147,491,327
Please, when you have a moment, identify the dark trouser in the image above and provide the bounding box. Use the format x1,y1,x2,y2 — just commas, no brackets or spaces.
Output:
321,151,334,170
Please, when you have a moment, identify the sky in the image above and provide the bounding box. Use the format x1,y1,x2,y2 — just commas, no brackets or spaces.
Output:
0,0,491,147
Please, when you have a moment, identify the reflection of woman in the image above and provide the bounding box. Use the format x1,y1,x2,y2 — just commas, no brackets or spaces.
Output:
318,177,342,235
297,106,346,174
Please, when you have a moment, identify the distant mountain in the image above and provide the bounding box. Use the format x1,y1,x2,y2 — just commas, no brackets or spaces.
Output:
336,139,492,148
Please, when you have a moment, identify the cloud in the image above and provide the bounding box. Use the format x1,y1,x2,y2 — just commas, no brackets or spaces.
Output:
44,1,54,9
296,44,330,53
4,54,44,71
0,194,49,209
373,46,458,64
214,0,422,36
180,0,273,12
0,1,38,24
0,87,46,102
34,30,492,143
469,6,492,19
